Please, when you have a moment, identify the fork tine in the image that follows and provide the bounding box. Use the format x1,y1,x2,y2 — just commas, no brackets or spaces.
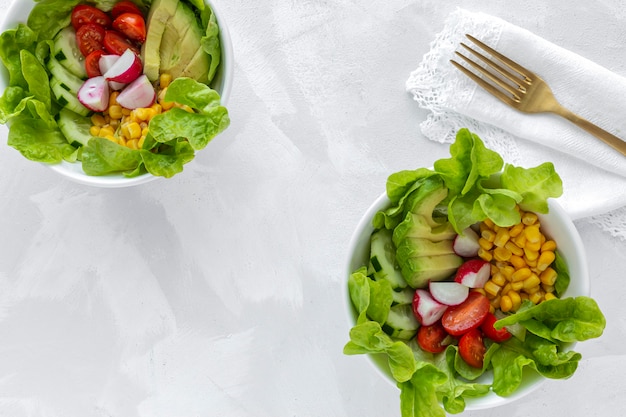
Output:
454,50,523,102
465,34,532,83
450,59,516,105
459,42,528,92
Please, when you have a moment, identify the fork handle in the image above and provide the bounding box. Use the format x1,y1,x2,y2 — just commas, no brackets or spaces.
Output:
555,107,626,156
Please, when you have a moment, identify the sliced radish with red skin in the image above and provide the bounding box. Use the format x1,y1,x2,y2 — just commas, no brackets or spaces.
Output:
453,227,481,257
412,289,448,326
116,74,155,109
429,281,469,306
77,76,110,112
454,259,491,288
99,54,127,90
103,48,142,83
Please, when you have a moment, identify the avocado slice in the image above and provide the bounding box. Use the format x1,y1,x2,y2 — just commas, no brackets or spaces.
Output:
400,254,463,289
395,238,455,265
405,176,449,227
159,2,208,81
141,0,180,81
393,213,457,246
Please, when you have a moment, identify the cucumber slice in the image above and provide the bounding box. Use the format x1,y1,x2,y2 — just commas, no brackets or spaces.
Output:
50,77,91,117
391,287,415,306
370,228,407,290
48,54,84,95
57,108,93,147
53,26,87,79
382,304,419,340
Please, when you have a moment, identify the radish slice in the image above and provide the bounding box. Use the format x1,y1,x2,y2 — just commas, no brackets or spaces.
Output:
116,74,156,109
454,259,491,288
412,289,448,326
429,281,469,306
103,48,142,83
453,227,481,257
99,54,126,90
77,76,110,112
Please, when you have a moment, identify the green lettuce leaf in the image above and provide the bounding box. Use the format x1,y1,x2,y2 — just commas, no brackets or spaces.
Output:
501,162,563,213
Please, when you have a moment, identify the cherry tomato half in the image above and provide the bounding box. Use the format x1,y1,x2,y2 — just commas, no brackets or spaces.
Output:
480,312,512,343
103,30,140,55
112,13,146,43
417,321,450,354
111,1,144,19
76,23,106,57
84,49,104,77
458,328,486,368
441,291,490,336
71,4,111,30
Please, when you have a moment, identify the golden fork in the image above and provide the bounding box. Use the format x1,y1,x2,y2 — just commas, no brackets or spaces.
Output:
451,34,626,156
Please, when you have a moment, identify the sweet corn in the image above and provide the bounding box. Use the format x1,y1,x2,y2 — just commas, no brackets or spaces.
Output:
108,105,124,120
478,207,560,312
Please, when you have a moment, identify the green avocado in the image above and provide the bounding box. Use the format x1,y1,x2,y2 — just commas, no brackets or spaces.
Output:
400,254,463,289
159,2,209,82
392,213,457,246
395,238,455,265
141,0,180,81
405,176,449,227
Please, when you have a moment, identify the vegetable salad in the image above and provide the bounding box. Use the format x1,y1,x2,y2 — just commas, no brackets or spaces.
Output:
345,128,606,417
0,0,229,178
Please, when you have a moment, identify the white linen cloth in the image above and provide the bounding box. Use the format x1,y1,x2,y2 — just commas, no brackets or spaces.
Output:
406,8,626,239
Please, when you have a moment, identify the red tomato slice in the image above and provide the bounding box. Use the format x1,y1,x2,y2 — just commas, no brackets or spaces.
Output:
76,23,106,57
112,13,146,43
458,328,486,368
111,1,144,19
480,312,512,343
103,30,140,55
441,291,490,336
84,50,104,78
71,4,111,30
417,321,450,353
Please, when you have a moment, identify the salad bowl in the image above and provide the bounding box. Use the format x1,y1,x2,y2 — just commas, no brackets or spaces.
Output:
0,0,234,188
345,191,590,411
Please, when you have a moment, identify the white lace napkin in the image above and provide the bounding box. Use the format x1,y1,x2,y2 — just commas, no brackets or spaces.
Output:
406,8,626,239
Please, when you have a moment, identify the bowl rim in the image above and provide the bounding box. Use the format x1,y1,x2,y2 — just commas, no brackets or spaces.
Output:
0,0,233,188
344,192,590,410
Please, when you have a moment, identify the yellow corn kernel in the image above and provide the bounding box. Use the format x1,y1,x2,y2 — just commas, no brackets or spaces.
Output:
524,257,538,268
491,295,501,309
141,127,150,137
525,240,542,252
138,135,146,149
126,122,142,139
537,251,556,272
481,229,496,243
524,248,539,261
105,135,117,143
500,295,513,312
478,237,494,251
484,280,502,297
122,108,131,116
126,139,139,149
500,265,515,281
135,107,157,122
494,228,510,247
483,218,495,228
108,105,124,120
99,126,115,137
151,103,163,114
541,240,557,252
109,119,120,128
511,280,524,291
509,255,526,270
160,100,175,110
540,267,558,286
508,291,522,311
529,291,544,305
477,248,493,262
512,267,532,282
544,292,557,301
542,284,555,293
509,222,524,238
109,91,119,106
159,73,172,88
91,114,106,127
491,272,507,287
472,288,487,297
523,274,541,290
117,137,126,147
524,225,542,243
493,246,512,262
505,241,524,256
89,126,101,136
521,211,538,225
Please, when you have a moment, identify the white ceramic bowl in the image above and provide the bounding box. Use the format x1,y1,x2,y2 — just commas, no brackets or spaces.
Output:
0,0,233,188
345,192,589,410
